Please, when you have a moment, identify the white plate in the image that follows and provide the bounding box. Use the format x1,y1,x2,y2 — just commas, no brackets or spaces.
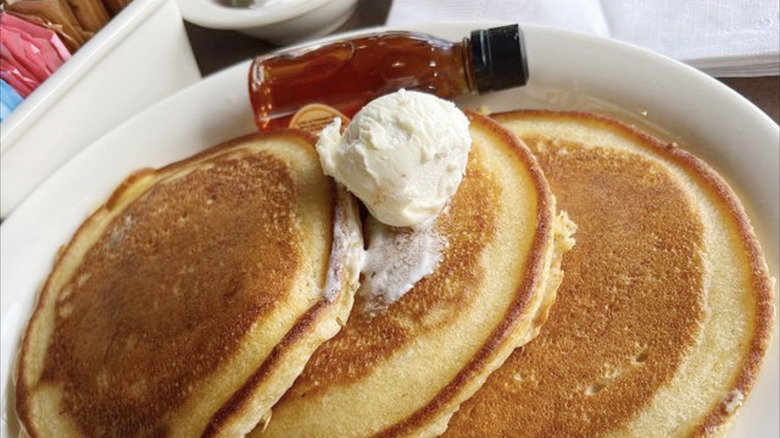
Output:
1,23,777,437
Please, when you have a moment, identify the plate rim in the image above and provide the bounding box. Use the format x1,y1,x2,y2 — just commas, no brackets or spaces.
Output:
1,22,777,438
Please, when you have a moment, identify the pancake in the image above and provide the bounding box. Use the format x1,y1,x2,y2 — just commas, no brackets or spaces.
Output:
15,130,364,437
252,111,576,437
443,110,775,437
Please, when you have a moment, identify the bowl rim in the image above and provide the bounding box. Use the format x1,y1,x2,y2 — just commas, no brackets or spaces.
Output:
177,0,336,29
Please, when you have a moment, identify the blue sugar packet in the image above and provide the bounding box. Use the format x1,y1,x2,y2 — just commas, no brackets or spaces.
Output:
1,79,24,122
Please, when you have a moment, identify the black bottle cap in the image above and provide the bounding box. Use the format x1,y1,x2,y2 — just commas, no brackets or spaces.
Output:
470,24,529,92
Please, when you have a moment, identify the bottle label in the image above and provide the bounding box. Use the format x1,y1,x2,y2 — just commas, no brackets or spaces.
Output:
289,103,350,133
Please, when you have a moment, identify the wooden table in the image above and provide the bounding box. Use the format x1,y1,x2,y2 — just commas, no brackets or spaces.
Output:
184,0,779,124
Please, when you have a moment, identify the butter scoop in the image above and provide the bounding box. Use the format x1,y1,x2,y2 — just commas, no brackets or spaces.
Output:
316,89,471,228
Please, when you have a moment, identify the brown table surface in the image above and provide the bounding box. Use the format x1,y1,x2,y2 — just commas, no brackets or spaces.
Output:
184,0,779,124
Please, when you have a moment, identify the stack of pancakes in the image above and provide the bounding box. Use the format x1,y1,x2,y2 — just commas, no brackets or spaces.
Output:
14,109,773,437
251,112,575,437
442,111,775,437
15,131,364,437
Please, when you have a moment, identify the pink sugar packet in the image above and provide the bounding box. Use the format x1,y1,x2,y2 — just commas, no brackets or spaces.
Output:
2,31,50,81
2,12,71,59
0,12,71,96
0,60,38,96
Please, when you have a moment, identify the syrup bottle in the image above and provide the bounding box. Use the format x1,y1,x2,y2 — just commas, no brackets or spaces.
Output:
248,24,529,131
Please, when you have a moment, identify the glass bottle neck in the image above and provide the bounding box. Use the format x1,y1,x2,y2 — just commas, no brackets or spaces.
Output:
459,37,478,94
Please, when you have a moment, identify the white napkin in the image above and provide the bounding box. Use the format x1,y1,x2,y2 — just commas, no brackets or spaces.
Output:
387,0,780,77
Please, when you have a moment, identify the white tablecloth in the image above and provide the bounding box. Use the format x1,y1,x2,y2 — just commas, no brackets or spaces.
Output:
387,0,780,77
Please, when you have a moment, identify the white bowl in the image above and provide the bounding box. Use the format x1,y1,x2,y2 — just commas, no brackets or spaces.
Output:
178,0,359,44
0,0,202,219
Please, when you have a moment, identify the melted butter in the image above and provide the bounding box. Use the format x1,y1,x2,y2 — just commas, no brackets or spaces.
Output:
359,220,447,315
